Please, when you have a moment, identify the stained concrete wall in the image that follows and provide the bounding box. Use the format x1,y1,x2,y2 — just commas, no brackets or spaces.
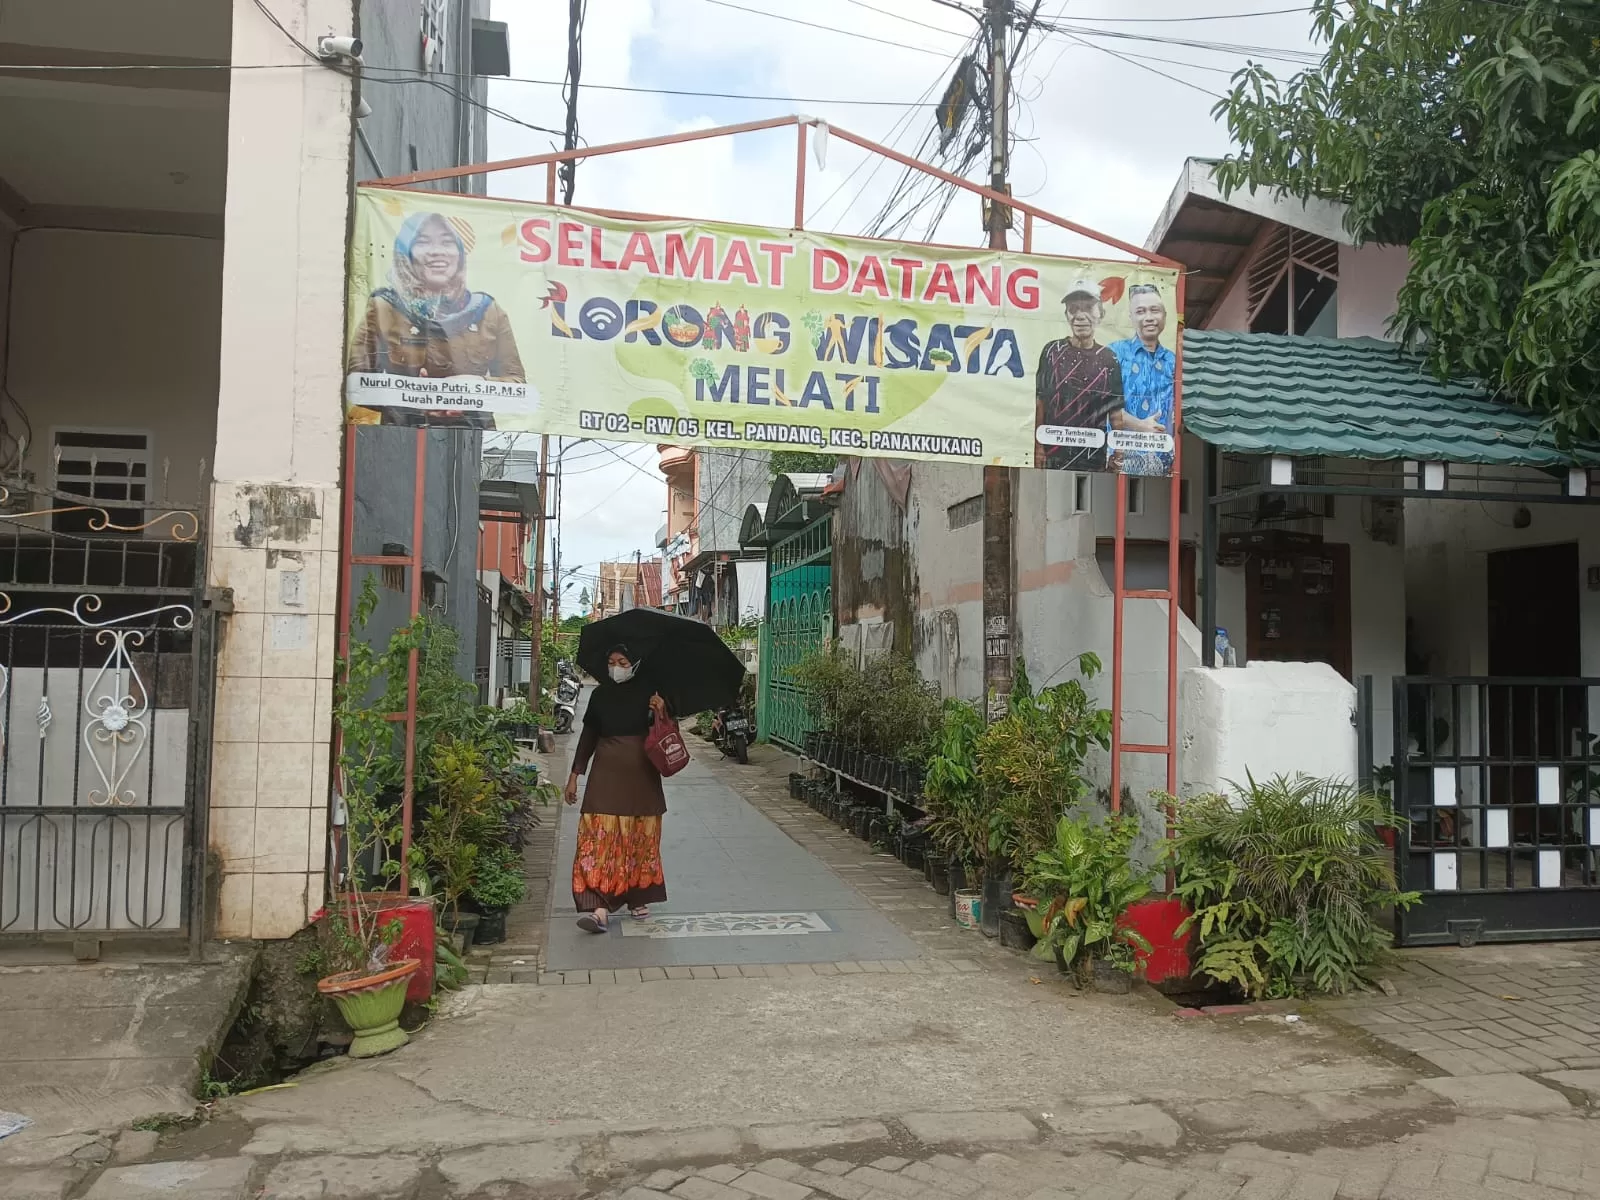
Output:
7,229,221,505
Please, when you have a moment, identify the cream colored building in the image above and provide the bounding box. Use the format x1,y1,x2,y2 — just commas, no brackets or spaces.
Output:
0,0,501,947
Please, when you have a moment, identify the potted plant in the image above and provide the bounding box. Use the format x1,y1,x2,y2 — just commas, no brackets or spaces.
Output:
1023,810,1153,992
923,698,986,924
1172,774,1417,999
467,852,526,945
322,581,427,1056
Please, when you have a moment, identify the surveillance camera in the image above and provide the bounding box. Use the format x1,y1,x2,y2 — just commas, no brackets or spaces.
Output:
317,35,363,62
355,97,373,119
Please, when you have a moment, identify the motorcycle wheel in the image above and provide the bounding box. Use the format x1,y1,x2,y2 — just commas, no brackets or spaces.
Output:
733,733,748,765
555,710,573,734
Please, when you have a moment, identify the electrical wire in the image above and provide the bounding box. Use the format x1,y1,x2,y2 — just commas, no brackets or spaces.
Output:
691,0,959,57
1053,5,1312,22
249,0,324,62
844,0,971,39
0,60,975,108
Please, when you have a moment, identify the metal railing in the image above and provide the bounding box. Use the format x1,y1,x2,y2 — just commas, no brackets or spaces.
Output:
0,479,214,944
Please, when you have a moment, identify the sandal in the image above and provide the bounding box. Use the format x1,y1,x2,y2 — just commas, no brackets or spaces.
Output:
630,906,650,920
576,914,608,934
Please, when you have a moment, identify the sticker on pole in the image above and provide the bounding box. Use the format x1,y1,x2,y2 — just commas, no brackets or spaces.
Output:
344,189,1179,474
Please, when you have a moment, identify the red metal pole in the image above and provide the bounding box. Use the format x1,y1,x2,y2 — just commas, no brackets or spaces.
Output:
1164,274,1187,888
1167,275,1187,799
334,425,359,896
822,123,1178,268
546,161,557,206
398,430,426,894
370,114,803,191
364,115,1178,269
1111,471,1127,813
794,122,808,230
1022,212,1034,254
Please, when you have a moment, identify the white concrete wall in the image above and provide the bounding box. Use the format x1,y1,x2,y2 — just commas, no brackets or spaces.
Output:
1336,243,1410,340
208,0,354,941
877,458,1200,834
1181,661,1358,796
7,230,220,504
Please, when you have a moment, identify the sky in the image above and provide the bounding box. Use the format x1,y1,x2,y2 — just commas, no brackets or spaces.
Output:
484,0,1325,605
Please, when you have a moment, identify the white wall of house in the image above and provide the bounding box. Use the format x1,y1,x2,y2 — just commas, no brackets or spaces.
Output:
7,229,221,504
207,0,354,941
1335,243,1410,340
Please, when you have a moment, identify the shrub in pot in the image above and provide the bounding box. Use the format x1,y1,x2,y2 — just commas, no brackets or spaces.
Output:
1172,774,1418,998
1022,810,1152,989
467,853,527,946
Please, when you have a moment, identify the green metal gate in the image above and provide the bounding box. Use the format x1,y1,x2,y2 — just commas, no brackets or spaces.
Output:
758,512,831,750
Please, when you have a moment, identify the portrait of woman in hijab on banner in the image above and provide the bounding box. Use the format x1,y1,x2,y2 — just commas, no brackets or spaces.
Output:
346,211,526,430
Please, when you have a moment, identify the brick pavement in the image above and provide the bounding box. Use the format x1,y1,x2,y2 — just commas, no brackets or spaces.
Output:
594,1111,1600,1200
1317,942,1600,1079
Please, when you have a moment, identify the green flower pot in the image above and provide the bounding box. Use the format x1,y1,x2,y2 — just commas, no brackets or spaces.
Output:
318,959,420,1059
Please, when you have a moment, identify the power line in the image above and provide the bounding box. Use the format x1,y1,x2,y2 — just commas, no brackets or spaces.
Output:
844,0,971,39
1035,20,1323,66
0,60,965,109
249,0,323,63
1059,5,1312,22
1046,30,1227,98
691,0,958,57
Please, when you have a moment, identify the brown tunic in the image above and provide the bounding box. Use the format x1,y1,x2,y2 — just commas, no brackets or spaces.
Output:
571,678,667,817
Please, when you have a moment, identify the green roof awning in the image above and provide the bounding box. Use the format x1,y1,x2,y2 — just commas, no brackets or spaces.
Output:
1182,331,1600,469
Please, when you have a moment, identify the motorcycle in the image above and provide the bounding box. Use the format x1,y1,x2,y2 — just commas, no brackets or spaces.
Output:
553,672,579,739
712,705,752,765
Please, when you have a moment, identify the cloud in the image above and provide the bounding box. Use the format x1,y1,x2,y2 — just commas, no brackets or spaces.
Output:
487,0,1321,583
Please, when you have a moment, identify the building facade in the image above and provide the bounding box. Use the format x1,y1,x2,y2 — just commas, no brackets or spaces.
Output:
0,0,512,948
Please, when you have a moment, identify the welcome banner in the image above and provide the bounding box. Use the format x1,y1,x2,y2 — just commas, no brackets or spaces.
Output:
345,188,1180,474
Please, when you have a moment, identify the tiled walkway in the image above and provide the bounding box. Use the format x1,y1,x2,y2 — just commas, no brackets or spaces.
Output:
1317,940,1600,1077
474,715,997,983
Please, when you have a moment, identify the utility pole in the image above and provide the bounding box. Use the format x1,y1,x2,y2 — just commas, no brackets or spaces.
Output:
550,438,563,629
527,433,550,712
981,0,1015,721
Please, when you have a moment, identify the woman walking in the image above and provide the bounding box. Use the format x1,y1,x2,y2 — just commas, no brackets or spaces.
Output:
564,645,670,932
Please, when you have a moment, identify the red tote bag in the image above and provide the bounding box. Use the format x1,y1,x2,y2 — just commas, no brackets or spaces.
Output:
644,713,691,777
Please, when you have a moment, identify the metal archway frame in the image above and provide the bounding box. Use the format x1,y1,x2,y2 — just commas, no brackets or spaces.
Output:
356,115,1186,844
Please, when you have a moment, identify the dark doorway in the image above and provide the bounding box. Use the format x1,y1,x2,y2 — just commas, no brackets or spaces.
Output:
1244,543,1352,680
1488,543,1580,679
1487,542,1581,843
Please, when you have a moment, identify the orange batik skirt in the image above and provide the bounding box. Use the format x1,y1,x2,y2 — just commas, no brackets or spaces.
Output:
572,813,667,912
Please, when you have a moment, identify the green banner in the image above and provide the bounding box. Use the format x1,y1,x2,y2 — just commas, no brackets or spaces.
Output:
345,188,1180,474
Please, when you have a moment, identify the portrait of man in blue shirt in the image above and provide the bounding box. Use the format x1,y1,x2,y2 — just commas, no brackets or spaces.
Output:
1109,283,1177,476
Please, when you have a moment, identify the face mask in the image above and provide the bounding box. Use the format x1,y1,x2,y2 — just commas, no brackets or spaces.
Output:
609,663,636,683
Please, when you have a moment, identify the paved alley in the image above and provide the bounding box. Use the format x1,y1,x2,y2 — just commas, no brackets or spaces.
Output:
544,752,922,974
8,740,1600,1199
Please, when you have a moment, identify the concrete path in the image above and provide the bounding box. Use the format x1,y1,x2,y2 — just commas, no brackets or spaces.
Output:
546,753,920,972
0,944,253,1175
17,745,1600,1199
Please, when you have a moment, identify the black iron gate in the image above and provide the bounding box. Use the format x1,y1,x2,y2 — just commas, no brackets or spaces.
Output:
0,483,215,944
1392,675,1600,945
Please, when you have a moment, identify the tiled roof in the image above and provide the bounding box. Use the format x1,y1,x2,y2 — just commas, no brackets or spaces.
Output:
1181,331,1600,468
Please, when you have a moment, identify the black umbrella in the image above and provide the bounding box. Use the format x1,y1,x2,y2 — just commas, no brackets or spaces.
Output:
578,608,746,716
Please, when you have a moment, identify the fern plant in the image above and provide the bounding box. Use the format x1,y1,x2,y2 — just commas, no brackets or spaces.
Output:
1172,774,1418,998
